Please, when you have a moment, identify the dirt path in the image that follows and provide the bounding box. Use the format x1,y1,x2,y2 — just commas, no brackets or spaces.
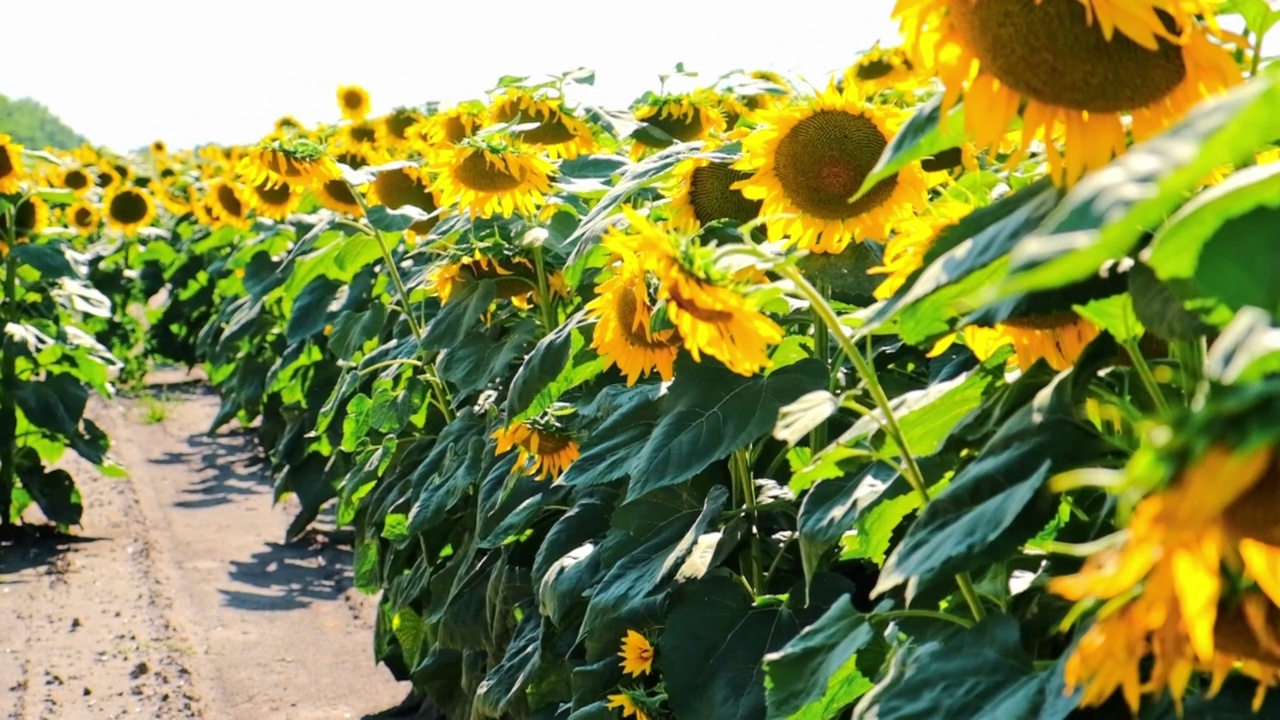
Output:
1,376,408,719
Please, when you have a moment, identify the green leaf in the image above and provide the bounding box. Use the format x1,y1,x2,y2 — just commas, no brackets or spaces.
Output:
342,393,373,453
285,276,340,343
506,311,588,417
1000,68,1280,296
19,463,82,526
1205,307,1280,384
1190,204,1280,314
474,613,542,717
853,94,966,200
764,597,875,720
423,278,497,352
12,243,75,279
660,574,800,720
626,357,826,501
328,304,388,359
1128,263,1212,342
367,204,433,232
1073,293,1143,343
13,374,87,439
558,387,662,488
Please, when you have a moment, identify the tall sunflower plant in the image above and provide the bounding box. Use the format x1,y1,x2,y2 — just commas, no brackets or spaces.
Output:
27,12,1280,716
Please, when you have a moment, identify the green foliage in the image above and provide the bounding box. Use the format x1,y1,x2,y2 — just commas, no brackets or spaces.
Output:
0,94,87,150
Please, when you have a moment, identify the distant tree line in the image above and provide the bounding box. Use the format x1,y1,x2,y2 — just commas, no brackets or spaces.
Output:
0,95,86,150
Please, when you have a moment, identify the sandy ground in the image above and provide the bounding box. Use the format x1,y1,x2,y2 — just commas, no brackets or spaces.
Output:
0,373,409,719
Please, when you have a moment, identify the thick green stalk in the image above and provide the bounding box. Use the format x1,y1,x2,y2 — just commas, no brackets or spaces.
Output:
531,245,557,334
732,448,765,594
0,230,17,527
1122,339,1170,416
777,263,986,621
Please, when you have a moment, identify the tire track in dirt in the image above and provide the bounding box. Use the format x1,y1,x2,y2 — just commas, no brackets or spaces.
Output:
1,375,407,719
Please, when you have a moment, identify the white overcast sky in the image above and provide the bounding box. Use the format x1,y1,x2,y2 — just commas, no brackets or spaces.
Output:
2,0,900,152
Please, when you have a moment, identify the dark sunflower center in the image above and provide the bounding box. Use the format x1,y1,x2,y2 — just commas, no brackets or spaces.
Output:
113,164,129,179
668,284,735,324
1224,459,1280,545
950,0,1187,112
66,170,92,191
773,110,896,220
524,431,571,456
322,179,358,207
215,185,244,218
110,190,149,224
73,206,95,226
443,115,472,144
613,281,673,348
254,181,293,206
454,152,524,192
0,147,13,179
856,58,896,81
636,108,706,148
373,169,438,234
1002,311,1080,331
343,90,365,110
349,124,377,144
1,199,40,238
688,163,763,226
335,152,368,169
920,146,964,172
386,112,418,141
95,171,114,188
495,103,577,145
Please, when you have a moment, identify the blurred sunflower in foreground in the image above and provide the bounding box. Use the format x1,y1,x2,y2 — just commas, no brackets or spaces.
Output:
894,0,1244,185
492,417,579,481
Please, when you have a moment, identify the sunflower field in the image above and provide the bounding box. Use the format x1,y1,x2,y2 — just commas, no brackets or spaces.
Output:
5,0,1280,717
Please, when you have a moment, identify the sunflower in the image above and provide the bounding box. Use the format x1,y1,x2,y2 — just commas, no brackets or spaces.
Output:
239,141,341,190
0,195,49,250
1052,444,1280,712
344,121,379,147
0,135,25,194
366,166,439,236
492,419,579,481
611,208,782,377
426,252,535,305
150,140,167,155
314,178,364,216
67,201,100,236
606,692,652,720
377,107,424,148
246,178,302,221
336,84,372,121
431,141,555,219
869,200,972,300
205,179,251,230
413,102,487,153
630,91,727,160
585,250,680,386
58,167,93,196
103,186,156,235
617,630,655,677
489,89,596,160
894,0,1244,186
849,44,917,87
94,165,122,191
962,312,1101,372
275,115,303,132
665,151,763,231
732,83,932,254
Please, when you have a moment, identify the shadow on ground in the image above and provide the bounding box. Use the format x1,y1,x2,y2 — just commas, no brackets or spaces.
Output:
152,427,270,509
0,527,100,580
219,524,356,612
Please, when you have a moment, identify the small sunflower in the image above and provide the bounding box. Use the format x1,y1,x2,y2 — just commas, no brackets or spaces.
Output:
413,102,487,153
150,140,167,155
665,151,763,231
205,179,251,230
0,135,26,194
585,251,680,386
844,43,919,92
426,252,535,305
366,166,439,236
617,630,655,678
94,165,121,191
239,141,341,190
630,91,727,160
962,312,1101,372
247,178,302,221
275,115,303,133
0,195,49,248
733,83,932,254
337,84,372,121
606,692,652,720
377,108,424,148
869,200,972,300
489,89,597,160
431,141,555,219
492,419,579,481
67,202,100,236
344,121,379,147
895,0,1244,186
1052,443,1280,712
611,208,782,377
314,178,364,216
103,186,156,235
58,167,93,196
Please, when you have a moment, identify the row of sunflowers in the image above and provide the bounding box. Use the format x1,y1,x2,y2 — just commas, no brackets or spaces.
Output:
4,0,1280,717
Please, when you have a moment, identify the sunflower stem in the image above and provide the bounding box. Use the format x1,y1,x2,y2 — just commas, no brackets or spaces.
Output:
810,280,831,452
1122,339,1169,416
731,448,765,595
1251,32,1264,78
532,245,558,334
0,210,17,528
775,261,986,622
870,609,975,630
1172,337,1205,399
344,180,425,341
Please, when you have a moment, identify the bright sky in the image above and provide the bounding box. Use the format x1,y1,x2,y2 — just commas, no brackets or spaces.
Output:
2,0,900,152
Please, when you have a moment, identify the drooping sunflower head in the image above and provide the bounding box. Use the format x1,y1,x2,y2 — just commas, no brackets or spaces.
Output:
617,630,655,677
630,91,727,159
336,84,372,121
59,167,93,195
733,82,932,254
843,43,920,94
869,199,972,301
247,178,302,221
0,195,49,247
895,0,1244,185
0,135,26,195
314,177,364,216
67,201,100,237
344,121,380,148
715,71,794,127
606,691,654,720
962,312,1101,372
584,247,680,386
367,165,440,236
240,139,341,190
488,89,597,160
665,146,764,232
411,102,488,154
377,107,424,148
204,179,251,230
103,186,156,236
604,208,782,377
426,247,536,306
491,417,579,481
430,138,555,220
